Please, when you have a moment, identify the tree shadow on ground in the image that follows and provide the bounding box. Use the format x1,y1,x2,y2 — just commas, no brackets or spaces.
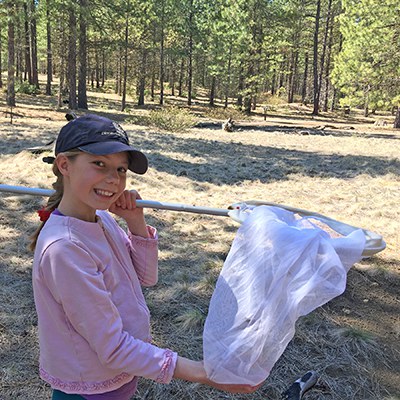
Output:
135,133,400,185
5,128,399,184
5,93,59,110
0,124,56,155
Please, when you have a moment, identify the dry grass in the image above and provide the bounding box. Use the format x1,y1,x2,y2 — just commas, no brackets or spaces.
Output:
0,89,399,399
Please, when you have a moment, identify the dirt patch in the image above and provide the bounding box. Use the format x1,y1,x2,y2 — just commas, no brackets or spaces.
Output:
0,94,399,399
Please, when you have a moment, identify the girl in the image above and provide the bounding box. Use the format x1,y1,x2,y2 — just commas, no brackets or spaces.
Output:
30,114,261,399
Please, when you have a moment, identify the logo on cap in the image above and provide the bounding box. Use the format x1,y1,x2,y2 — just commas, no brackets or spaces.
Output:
101,122,128,140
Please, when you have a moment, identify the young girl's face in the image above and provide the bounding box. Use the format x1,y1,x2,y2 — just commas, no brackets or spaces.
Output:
61,151,129,217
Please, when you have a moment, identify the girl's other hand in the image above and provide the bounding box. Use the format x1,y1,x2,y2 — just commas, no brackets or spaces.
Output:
173,357,264,394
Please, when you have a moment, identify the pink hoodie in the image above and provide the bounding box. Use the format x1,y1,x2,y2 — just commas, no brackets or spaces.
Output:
32,210,177,395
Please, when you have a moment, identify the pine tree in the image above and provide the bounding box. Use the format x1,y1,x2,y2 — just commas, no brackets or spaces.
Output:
332,0,400,122
6,0,16,107
45,0,52,95
77,0,88,109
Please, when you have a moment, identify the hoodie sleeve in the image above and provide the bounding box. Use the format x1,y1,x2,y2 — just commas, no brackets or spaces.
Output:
127,225,159,287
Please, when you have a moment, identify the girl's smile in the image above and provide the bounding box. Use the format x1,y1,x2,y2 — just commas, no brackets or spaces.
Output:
94,189,115,197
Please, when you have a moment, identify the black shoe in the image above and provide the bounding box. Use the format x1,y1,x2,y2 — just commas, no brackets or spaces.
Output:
281,371,319,400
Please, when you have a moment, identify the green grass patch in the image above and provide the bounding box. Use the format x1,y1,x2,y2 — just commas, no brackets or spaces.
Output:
335,326,376,343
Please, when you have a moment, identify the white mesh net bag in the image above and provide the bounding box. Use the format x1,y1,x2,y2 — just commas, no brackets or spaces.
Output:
203,205,366,385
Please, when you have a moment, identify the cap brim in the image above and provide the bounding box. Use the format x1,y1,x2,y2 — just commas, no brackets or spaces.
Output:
79,142,148,174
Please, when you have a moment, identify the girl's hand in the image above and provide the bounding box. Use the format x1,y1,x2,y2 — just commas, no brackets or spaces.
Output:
109,190,149,238
173,357,264,394
109,189,142,217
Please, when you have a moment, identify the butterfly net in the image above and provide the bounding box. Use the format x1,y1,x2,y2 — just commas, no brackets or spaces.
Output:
203,205,366,385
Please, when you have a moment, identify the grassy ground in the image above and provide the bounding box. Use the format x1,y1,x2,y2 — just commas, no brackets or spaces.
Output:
0,85,399,400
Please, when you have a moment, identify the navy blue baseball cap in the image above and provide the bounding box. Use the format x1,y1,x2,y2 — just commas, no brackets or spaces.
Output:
45,114,148,174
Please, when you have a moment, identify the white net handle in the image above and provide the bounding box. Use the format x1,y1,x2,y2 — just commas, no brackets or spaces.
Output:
0,185,385,258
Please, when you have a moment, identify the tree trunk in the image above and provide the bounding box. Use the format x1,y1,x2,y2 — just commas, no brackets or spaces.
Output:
252,52,261,111
394,107,400,129
330,33,343,112
364,85,370,117
115,48,122,95
118,50,122,96
101,49,105,87
244,93,252,114
137,49,147,106
236,63,244,108
87,52,90,84
58,61,65,108
159,0,165,105
67,4,77,109
170,58,175,96
57,21,66,108
7,4,16,107
252,95,257,111
224,44,232,109
330,86,337,112
271,69,276,95
178,58,184,97
200,54,206,87
78,0,88,109
0,26,2,88
187,35,193,105
301,52,308,104
23,3,32,84
15,27,20,82
45,0,52,95
317,0,332,113
209,76,216,106
95,45,100,88
312,0,321,115
279,57,285,89
30,0,39,88
288,47,298,103
187,0,193,106
16,34,23,83
150,69,155,102
17,22,25,82
121,8,129,111
323,9,334,112
244,58,254,114
115,50,119,94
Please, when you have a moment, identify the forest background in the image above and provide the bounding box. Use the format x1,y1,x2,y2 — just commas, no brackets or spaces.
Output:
1,0,400,123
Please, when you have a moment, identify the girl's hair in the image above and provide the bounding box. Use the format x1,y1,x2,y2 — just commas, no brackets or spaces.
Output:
29,150,81,251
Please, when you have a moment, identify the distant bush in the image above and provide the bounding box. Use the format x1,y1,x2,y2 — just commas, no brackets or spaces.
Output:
147,106,198,132
265,94,287,105
15,82,39,95
204,106,250,121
